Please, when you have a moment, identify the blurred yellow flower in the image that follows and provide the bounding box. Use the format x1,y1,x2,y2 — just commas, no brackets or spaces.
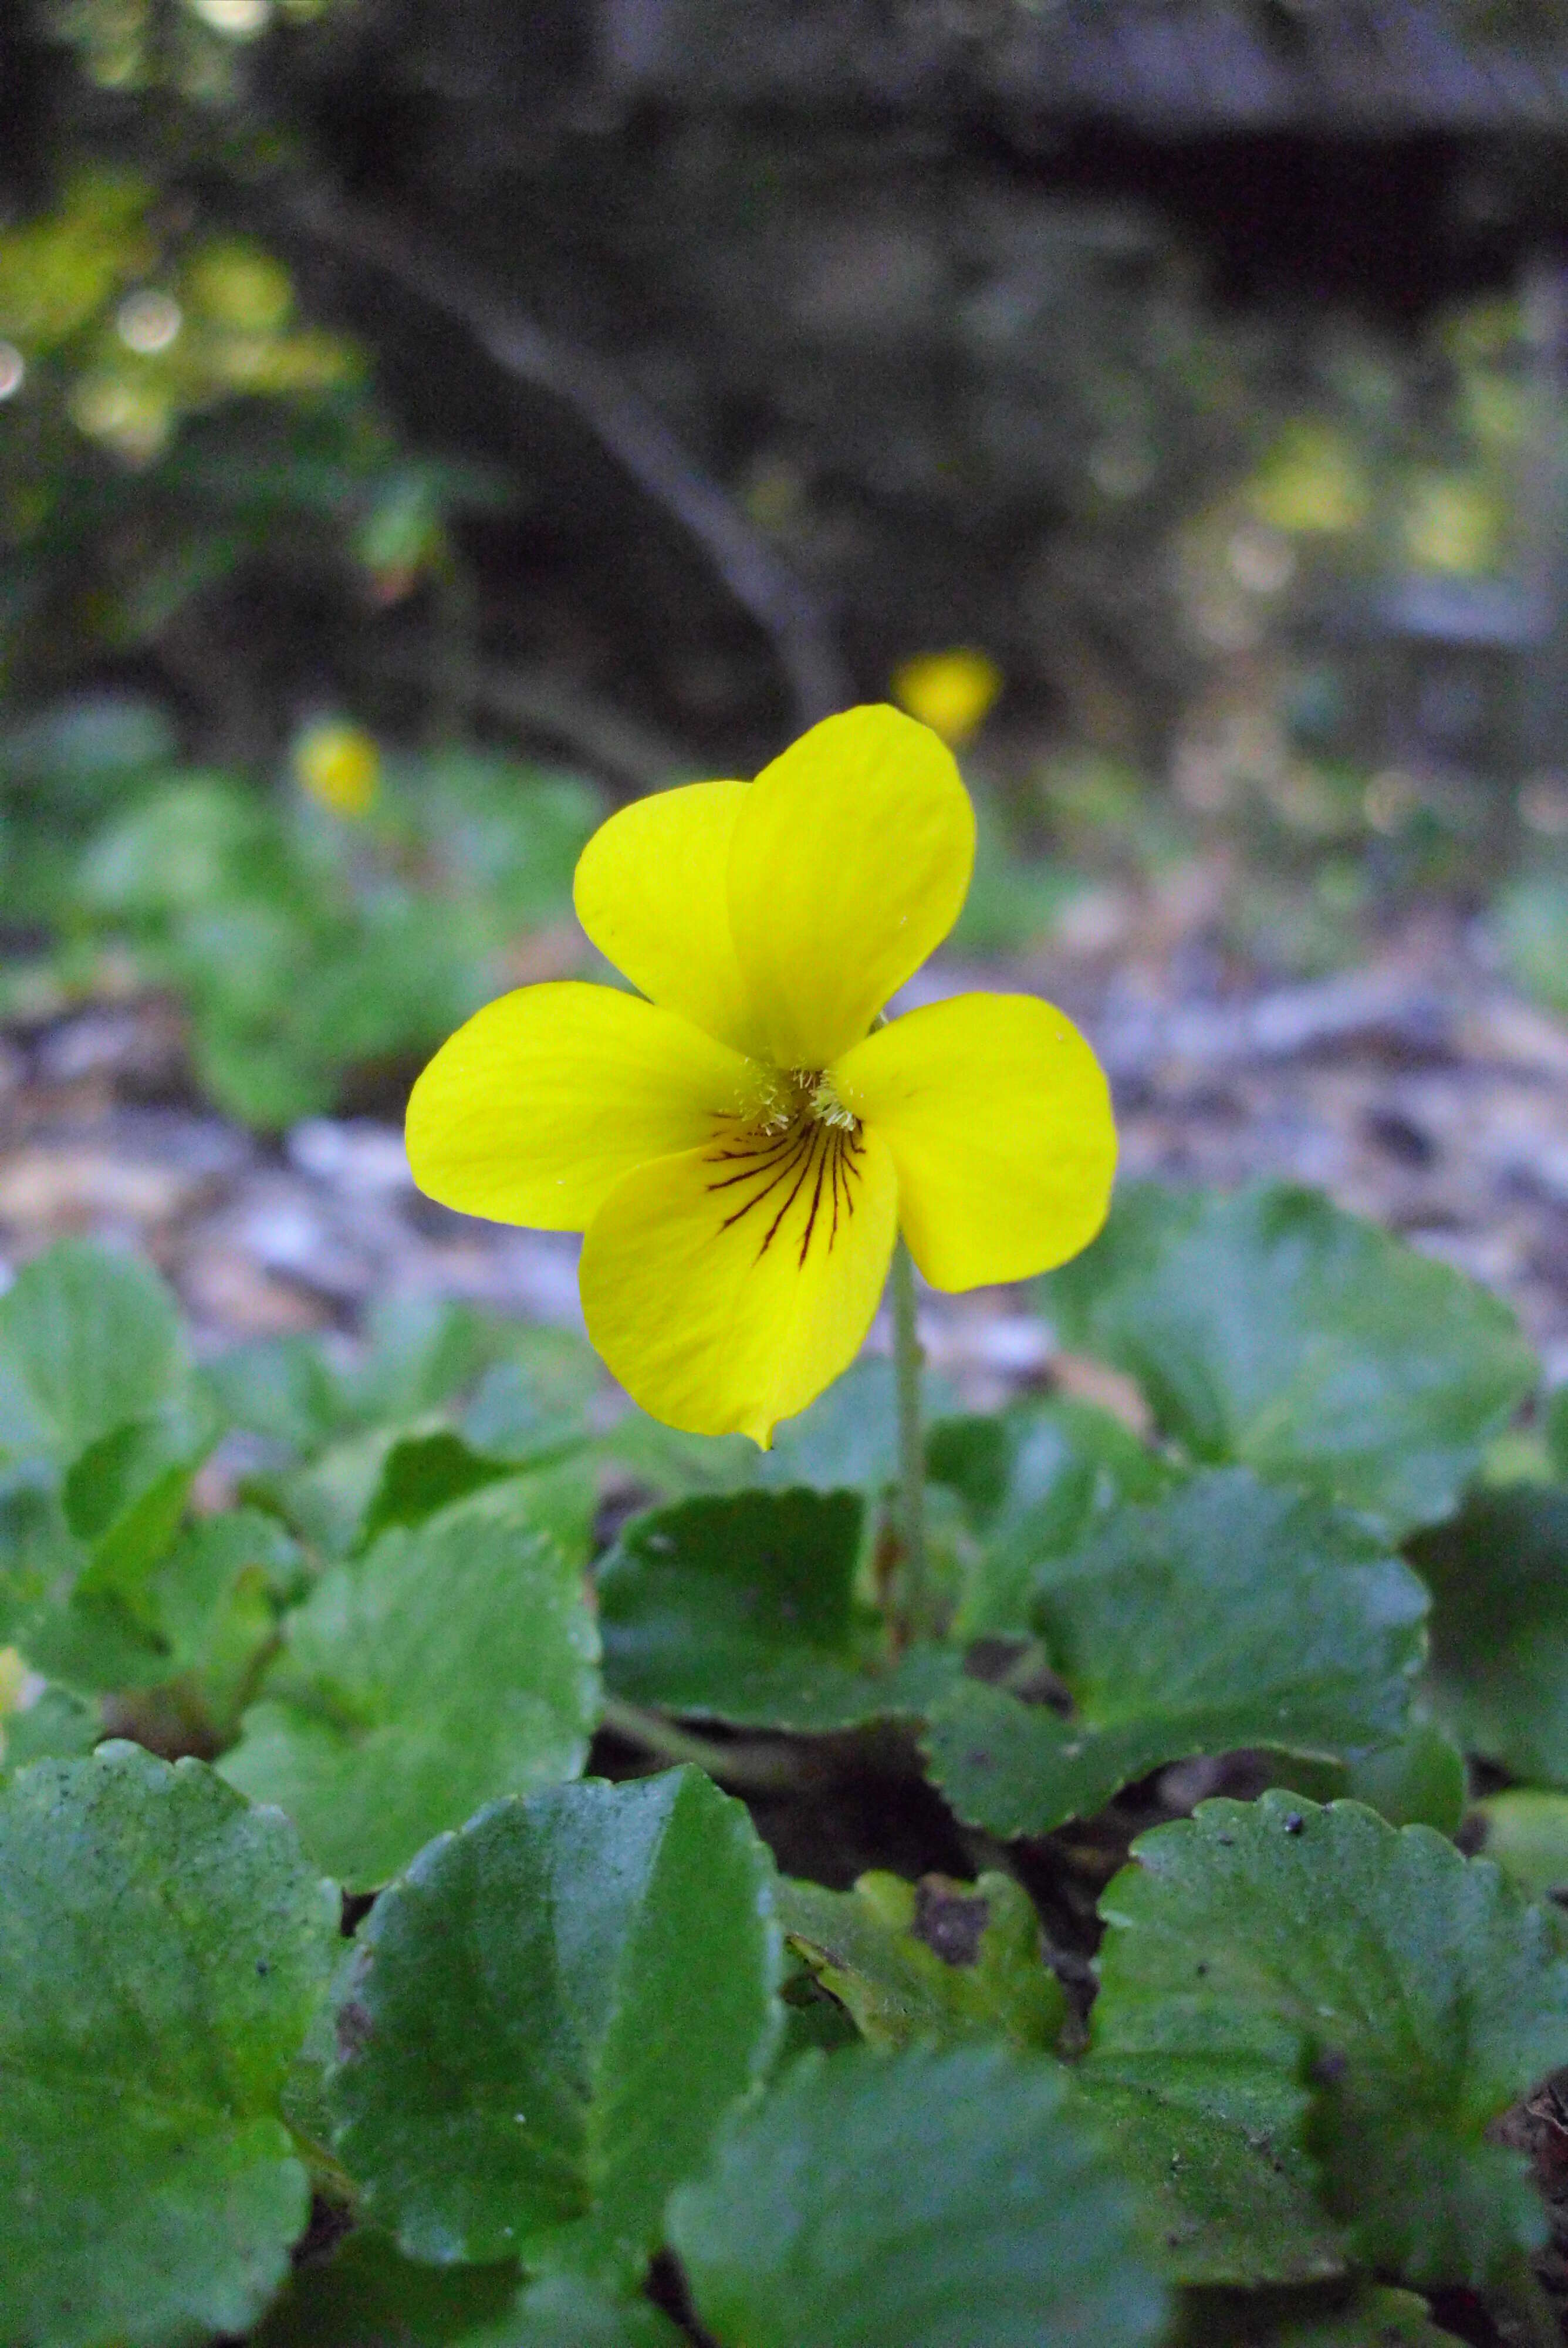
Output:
891,650,1002,748
1248,420,1370,537
293,721,380,818
407,704,1114,1444
0,1647,26,1769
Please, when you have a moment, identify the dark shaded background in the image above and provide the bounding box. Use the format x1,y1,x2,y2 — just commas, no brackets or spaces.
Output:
7,0,1567,775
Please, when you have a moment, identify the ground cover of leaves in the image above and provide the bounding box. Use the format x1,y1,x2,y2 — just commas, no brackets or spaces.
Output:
12,931,1568,2343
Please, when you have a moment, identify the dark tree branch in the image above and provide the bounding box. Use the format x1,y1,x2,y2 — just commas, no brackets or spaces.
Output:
283,184,852,733
381,651,695,788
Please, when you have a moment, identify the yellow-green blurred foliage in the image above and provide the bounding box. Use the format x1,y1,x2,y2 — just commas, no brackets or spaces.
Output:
0,172,359,478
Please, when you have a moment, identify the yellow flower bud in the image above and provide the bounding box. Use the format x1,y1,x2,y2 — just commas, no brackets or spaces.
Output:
293,721,380,818
891,650,1002,749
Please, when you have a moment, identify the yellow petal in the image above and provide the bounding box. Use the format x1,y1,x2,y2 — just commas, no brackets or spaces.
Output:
833,992,1116,1290
579,1118,898,1445
572,778,763,1055
728,705,975,1070
405,980,751,1231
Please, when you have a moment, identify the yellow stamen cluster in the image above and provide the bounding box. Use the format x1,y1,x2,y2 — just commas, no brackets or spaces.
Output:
749,1065,859,1137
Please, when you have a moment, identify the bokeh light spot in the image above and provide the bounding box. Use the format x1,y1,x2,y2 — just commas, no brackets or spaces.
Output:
1227,523,1296,596
116,291,183,355
187,0,272,33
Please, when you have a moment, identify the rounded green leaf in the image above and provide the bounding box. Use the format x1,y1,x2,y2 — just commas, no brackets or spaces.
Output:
1088,1792,1568,2289
1469,1790,1568,1906
461,1330,603,1465
328,1767,781,2275
597,1488,957,1730
0,1241,188,1466
347,1296,515,1427
0,1691,100,1775
359,1430,518,1543
667,2043,1168,2348
600,1361,959,1508
148,1507,300,1739
0,1742,339,2348
924,1472,1428,1836
219,1484,598,1888
5,691,178,799
1412,1484,1568,1784
77,775,268,919
776,1868,1067,2051
758,1357,903,1490
1,1428,227,1701
1340,1718,1466,1836
62,1412,210,1603
257,1423,404,1560
1074,2063,1344,2288
484,2276,686,2348
1036,1183,1536,1536
201,1332,347,1455
751,1358,950,1492
936,1395,1174,1642
0,1680,98,1779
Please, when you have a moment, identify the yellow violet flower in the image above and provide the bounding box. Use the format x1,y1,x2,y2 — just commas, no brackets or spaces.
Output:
292,719,380,819
891,649,1002,748
406,704,1115,1445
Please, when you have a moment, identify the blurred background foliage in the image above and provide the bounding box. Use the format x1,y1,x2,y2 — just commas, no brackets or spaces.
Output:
6,0,1568,1124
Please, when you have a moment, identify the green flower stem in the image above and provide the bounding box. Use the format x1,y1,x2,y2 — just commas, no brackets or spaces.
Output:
597,1695,803,1789
891,1239,930,1641
286,2128,360,2209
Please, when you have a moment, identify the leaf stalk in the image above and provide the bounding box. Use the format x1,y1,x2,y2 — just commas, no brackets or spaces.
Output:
597,1695,803,1790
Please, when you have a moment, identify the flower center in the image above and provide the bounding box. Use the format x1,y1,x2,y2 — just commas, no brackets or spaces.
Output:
702,1065,866,1266
751,1066,857,1136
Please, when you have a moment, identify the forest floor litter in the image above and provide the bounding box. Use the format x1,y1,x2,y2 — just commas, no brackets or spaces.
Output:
5,903,1568,1399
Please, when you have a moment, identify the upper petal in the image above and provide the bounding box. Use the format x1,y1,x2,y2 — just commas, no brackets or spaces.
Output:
572,778,763,1055
727,705,975,1070
405,980,752,1232
832,992,1116,1290
579,1118,898,1445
